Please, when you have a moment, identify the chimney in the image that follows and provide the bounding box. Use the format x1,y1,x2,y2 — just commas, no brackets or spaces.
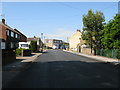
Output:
2,18,5,24
77,29,81,32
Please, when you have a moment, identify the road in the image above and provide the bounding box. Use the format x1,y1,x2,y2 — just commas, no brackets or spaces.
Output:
3,50,119,88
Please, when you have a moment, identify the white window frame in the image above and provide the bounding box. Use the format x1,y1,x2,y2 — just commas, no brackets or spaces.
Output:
10,42,14,48
6,30,9,36
11,32,14,37
15,33,18,38
1,42,6,49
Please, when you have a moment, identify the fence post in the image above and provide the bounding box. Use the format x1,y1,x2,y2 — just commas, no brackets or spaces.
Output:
21,49,23,57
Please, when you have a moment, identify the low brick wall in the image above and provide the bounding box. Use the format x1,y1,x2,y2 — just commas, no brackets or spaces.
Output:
23,49,31,56
2,49,16,64
81,48,94,55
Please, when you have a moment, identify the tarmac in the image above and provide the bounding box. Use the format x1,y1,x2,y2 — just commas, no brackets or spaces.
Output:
63,50,120,65
2,50,120,88
2,52,42,87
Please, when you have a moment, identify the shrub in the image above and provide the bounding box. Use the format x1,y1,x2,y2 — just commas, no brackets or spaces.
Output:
30,40,37,52
16,48,23,56
16,48,31,56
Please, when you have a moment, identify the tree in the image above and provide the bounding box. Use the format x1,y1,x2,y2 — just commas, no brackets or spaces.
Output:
82,9,105,55
101,14,120,49
30,40,37,52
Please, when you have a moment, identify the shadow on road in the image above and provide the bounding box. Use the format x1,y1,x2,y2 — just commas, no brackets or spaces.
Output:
3,60,119,88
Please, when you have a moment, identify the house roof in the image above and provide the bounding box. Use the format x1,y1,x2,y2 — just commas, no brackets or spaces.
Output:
14,28,27,38
0,22,20,34
46,39,63,41
27,37,42,41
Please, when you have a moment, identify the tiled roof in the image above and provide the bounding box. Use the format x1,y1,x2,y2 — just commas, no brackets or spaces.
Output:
0,22,20,34
27,37,41,41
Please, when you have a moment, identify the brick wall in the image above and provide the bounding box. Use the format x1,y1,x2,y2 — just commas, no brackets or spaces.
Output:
20,34,27,42
81,48,94,55
2,49,16,65
0,24,6,40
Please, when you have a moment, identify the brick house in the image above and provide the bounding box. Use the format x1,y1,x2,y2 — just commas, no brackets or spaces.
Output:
0,19,27,64
14,29,27,42
0,19,27,50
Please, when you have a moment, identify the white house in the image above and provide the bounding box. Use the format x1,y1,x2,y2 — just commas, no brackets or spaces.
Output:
18,42,29,49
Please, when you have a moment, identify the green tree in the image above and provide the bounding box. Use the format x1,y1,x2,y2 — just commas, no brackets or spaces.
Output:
82,9,105,55
101,14,120,49
30,40,37,52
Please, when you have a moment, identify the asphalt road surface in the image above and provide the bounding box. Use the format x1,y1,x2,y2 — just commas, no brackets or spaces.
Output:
3,50,119,88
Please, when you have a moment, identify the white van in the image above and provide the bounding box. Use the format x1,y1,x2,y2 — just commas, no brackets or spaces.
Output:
18,42,29,49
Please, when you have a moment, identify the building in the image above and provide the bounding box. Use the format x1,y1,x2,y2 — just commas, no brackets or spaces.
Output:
0,19,27,50
0,18,27,64
18,42,29,49
27,36,43,51
69,29,85,52
61,41,69,50
14,29,27,42
45,39,64,49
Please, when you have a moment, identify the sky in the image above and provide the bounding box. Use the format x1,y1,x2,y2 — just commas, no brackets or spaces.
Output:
1,2,118,42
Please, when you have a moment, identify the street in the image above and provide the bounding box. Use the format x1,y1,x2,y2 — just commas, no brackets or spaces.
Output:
3,50,119,88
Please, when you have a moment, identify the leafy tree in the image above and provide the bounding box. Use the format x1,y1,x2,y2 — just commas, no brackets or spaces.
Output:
82,9,105,54
30,40,37,52
101,14,120,49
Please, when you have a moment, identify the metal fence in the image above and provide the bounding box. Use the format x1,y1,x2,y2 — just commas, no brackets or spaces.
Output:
96,49,120,59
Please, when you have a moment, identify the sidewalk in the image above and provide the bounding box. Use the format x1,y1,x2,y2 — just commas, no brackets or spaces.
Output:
2,52,42,87
63,50,120,65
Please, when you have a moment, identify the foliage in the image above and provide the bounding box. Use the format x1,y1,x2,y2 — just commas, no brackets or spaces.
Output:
16,48,23,56
30,40,37,52
96,49,120,59
16,48,31,56
101,14,120,49
82,9,105,54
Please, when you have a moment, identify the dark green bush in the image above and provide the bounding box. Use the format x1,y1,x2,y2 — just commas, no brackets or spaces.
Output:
30,40,37,52
16,48,23,56
96,49,120,59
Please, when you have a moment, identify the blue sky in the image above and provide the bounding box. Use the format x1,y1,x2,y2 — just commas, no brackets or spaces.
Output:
1,2,118,42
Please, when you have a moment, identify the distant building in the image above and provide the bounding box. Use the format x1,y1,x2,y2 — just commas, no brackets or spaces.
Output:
0,19,27,50
45,39,64,49
27,36,43,51
69,29,85,52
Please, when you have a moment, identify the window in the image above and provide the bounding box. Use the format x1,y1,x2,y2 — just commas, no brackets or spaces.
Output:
6,30,9,36
15,43,19,48
11,32,14,37
1,42,6,49
10,42,14,48
15,34,18,38
21,44,29,47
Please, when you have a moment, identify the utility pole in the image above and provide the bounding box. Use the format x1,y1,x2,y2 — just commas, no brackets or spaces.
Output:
41,33,43,42
44,36,45,44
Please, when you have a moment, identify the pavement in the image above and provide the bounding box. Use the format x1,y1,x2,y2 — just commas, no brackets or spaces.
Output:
63,50,120,65
2,52,42,87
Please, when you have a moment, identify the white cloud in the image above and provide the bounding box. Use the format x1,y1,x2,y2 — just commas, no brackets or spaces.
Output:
45,28,74,41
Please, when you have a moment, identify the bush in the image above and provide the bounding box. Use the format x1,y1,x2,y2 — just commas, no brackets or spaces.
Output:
16,48,23,56
30,40,37,52
116,49,120,59
16,48,31,56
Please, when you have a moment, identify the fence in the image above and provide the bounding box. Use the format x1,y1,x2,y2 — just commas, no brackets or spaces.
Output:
96,49,120,59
